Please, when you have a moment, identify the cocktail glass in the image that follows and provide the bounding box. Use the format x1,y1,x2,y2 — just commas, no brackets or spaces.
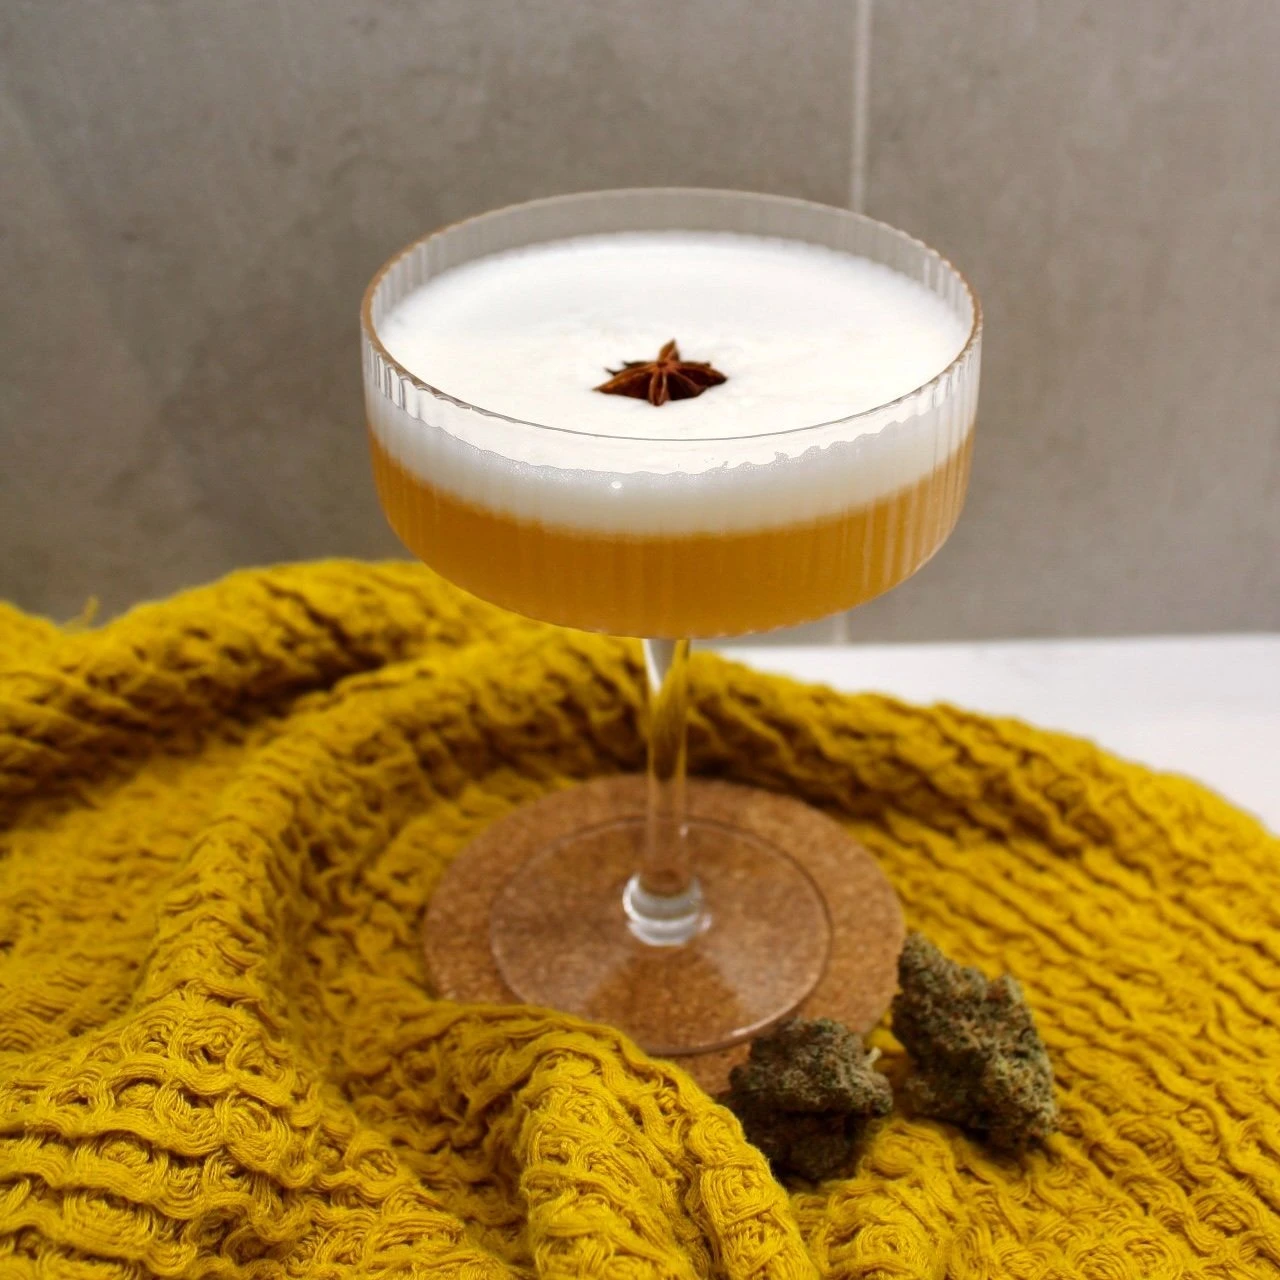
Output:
361,189,980,1056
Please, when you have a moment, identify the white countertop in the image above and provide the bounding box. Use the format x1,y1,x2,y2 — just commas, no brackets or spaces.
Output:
723,635,1280,834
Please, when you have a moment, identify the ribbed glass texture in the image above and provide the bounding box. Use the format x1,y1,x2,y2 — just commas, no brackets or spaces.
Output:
361,189,981,639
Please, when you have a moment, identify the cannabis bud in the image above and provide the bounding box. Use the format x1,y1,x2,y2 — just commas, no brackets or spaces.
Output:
722,1018,893,1181
893,932,1057,1149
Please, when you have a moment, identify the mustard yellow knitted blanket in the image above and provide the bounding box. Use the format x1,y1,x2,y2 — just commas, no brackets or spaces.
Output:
1,561,1277,1280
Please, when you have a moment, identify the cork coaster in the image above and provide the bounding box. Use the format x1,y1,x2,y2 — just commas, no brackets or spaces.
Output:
425,776,905,1094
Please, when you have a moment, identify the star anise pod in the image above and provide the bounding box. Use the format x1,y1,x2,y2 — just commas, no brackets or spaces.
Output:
595,339,728,406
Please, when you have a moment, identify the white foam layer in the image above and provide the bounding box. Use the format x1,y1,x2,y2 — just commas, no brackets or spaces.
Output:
369,232,978,533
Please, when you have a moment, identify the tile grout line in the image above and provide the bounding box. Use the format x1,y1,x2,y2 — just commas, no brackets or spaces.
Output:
836,0,874,644
848,0,873,215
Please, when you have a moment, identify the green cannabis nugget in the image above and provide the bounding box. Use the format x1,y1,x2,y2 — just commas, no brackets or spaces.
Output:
723,1018,893,1181
893,932,1057,1149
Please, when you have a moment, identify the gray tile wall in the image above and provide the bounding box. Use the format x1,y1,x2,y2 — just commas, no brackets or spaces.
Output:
1,0,1277,638
855,0,1280,641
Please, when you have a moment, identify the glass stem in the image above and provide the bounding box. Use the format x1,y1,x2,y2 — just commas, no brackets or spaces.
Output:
623,638,704,946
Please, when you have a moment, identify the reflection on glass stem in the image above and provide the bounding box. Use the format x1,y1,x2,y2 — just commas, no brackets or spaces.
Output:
623,638,704,946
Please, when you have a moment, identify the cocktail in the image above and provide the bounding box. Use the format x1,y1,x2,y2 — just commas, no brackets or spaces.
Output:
362,189,980,1056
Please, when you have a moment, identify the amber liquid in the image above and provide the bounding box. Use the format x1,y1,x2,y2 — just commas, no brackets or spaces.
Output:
370,431,972,638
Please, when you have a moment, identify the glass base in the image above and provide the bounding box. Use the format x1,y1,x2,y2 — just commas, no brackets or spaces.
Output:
489,816,831,1056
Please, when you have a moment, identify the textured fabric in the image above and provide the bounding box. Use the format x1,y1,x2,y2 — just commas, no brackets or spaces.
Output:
1,561,1277,1280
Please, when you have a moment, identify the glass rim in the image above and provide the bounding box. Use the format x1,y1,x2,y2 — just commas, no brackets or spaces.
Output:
360,186,983,445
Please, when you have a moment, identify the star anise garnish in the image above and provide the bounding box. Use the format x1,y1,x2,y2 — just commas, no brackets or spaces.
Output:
595,339,728,406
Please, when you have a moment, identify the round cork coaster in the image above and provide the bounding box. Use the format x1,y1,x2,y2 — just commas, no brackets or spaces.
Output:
425,776,904,1094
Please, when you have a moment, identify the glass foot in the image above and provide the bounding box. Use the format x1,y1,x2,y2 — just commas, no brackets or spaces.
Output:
489,816,831,1056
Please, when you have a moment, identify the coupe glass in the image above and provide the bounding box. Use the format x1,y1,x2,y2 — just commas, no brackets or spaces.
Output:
361,189,981,1056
